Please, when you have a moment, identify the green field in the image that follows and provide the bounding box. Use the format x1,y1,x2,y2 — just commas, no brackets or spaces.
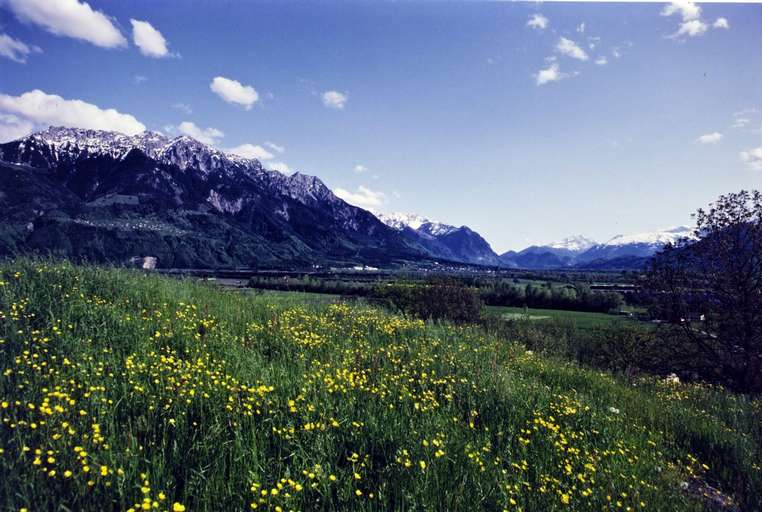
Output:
245,289,341,306
1,260,759,511
486,305,632,329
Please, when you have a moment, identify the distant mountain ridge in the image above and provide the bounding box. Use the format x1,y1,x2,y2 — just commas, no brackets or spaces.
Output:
376,212,501,266
499,227,695,269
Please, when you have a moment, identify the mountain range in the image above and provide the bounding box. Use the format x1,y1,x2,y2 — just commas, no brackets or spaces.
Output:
0,127,430,268
379,211,694,270
0,127,694,270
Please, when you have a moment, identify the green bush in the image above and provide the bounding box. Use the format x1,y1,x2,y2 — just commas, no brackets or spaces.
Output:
375,277,484,324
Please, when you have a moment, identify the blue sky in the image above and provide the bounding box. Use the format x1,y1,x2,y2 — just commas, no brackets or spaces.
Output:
0,0,761,252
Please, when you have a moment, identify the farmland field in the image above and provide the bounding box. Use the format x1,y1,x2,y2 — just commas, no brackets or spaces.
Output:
0,260,759,511
486,305,631,329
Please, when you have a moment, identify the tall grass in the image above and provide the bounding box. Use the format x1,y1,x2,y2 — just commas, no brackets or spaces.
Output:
0,259,759,511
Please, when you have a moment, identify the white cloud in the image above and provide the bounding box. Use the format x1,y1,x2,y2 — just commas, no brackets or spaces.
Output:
0,33,41,63
662,1,701,22
133,74,147,85
673,19,708,38
556,37,588,61
0,89,144,135
740,147,762,171
0,113,34,142
695,132,723,144
353,164,368,174
595,56,608,66
526,14,549,31
265,141,284,153
177,121,223,145
226,143,274,161
130,19,171,58
577,22,586,33
171,103,192,114
210,76,258,110
661,1,717,39
334,185,386,210
713,17,730,30
322,90,348,110
267,162,291,174
535,62,567,86
5,0,126,48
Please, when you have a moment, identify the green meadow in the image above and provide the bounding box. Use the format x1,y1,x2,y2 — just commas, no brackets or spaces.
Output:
0,260,759,511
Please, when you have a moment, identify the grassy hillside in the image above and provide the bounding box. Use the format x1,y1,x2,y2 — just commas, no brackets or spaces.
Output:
0,260,759,511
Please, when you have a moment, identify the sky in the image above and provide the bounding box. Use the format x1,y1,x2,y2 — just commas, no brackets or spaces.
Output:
0,0,761,253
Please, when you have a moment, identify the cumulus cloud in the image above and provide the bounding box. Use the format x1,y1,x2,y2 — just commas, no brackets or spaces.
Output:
265,141,284,153
0,33,42,63
673,19,708,38
226,143,274,161
740,147,762,171
695,132,723,144
526,14,549,31
661,1,719,39
130,19,172,58
595,56,608,66
0,89,144,135
353,164,368,174
334,185,386,210
267,162,291,174
662,1,701,22
210,76,258,110
5,0,126,48
713,18,730,29
0,113,35,142
556,37,588,61
177,121,223,145
577,22,586,33
322,90,348,110
535,62,568,86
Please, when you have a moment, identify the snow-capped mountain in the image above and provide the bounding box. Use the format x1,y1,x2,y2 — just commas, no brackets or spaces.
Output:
0,127,426,268
377,212,459,237
574,226,696,269
601,226,695,247
501,227,695,269
499,235,597,269
5,126,268,176
378,212,500,266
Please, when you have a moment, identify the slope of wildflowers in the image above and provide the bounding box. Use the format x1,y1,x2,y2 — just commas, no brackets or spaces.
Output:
0,260,759,511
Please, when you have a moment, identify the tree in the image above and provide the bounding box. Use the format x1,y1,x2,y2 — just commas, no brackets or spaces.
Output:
645,190,762,392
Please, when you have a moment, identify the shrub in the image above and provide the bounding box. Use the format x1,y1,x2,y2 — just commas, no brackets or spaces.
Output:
375,277,484,323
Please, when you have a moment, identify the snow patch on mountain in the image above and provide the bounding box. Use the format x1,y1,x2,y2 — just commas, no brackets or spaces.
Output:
547,235,597,252
377,212,431,231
